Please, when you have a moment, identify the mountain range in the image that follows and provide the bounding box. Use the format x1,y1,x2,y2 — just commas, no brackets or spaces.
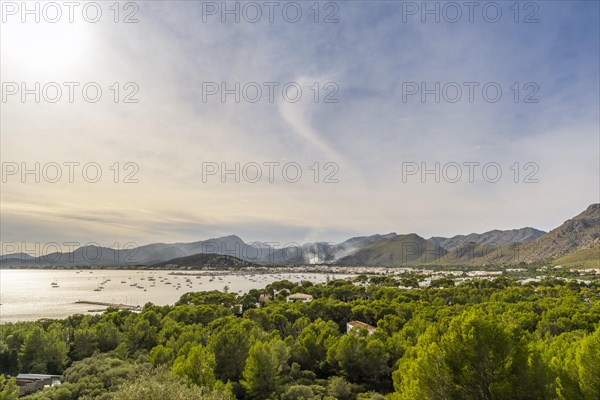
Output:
2,204,598,268
429,227,546,252
336,204,598,267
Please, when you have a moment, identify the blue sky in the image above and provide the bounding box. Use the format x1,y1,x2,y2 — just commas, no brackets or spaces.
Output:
1,0,598,250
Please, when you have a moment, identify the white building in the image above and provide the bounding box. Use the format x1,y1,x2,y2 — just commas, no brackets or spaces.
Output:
346,320,376,335
286,293,313,303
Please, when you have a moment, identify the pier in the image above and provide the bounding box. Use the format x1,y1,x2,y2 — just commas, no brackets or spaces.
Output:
74,300,141,312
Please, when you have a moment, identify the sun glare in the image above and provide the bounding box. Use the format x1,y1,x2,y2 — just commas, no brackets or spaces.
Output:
1,18,89,76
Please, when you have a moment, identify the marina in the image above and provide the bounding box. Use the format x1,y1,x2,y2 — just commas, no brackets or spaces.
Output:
0,269,350,323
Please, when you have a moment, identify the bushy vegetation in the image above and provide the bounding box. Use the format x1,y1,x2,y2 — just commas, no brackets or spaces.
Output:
0,374,19,400
0,276,599,399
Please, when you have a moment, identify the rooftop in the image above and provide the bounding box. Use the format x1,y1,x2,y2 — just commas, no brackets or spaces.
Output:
16,374,62,380
287,293,313,299
347,320,376,330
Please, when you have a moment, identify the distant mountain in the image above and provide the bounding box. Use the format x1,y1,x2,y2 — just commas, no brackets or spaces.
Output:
336,234,447,266
150,253,260,269
1,245,123,267
0,235,263,267
0,252,36,266
258,233,399,265
1,252,35,261
258,242,334,265
443,204,599,266
516,203,599,263
438,242,500,265
2,204,596,268
133,235,259,264
336,204,598,267
429,227,545,251
337,233,398,248
333,233,398,260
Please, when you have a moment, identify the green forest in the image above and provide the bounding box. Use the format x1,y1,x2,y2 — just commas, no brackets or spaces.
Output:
1,276,599,400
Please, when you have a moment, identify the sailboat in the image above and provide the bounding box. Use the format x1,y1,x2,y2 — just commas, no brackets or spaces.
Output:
51,277,59,288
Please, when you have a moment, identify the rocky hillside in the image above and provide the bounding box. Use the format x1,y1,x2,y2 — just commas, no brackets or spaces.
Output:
429,227,545,251
452,204,600,266
518,203,599,262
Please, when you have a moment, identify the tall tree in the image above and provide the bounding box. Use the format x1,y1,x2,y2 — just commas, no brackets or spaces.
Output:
293,318,340,374
172,345,217,388
392,308,543,400
241,339,289,399
328,330,389,387
208,317,259,382
576,325,600,400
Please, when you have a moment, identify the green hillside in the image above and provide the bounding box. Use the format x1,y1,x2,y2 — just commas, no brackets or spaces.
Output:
337,234,447,266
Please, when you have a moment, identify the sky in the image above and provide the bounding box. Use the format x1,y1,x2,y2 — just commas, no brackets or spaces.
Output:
1,0,599,253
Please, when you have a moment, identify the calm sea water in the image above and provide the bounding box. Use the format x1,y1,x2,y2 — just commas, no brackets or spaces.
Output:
0,269,347,323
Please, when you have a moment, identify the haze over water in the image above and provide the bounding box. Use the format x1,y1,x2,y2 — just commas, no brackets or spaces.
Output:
0,269,346,323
